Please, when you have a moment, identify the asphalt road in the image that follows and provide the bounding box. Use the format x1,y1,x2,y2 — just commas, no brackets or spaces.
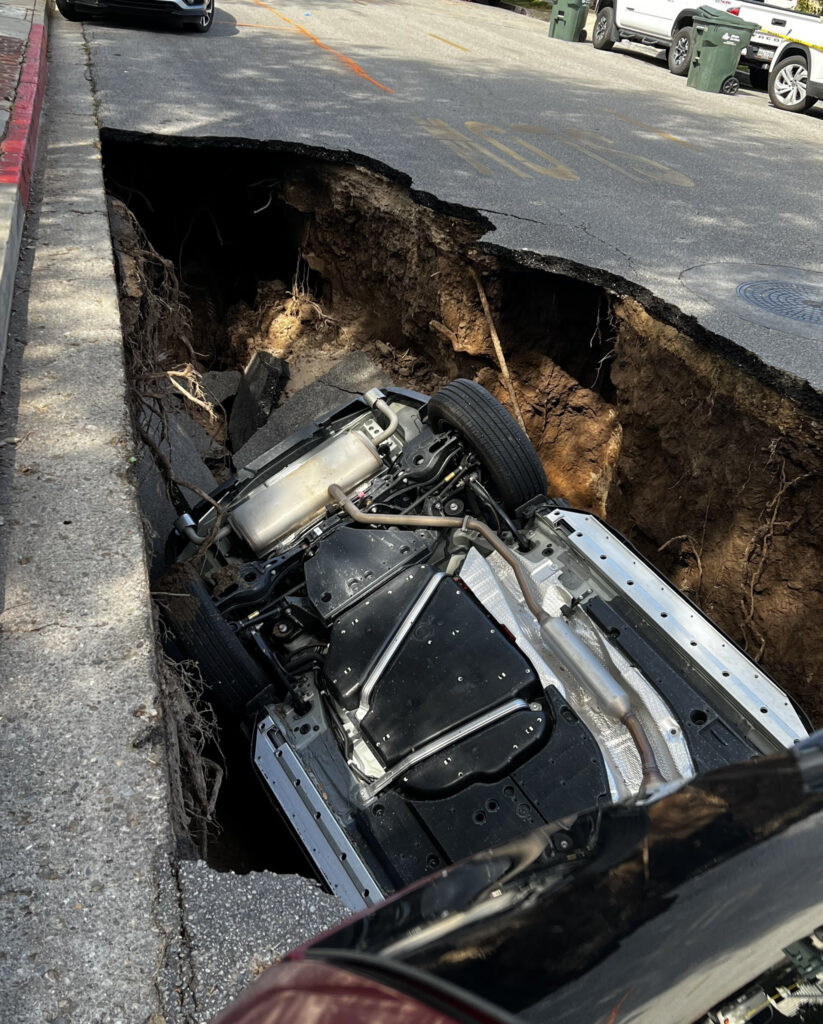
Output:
82,0,823,392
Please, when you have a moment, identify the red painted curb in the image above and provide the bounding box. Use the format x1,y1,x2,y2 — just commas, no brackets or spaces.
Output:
0,20,48,208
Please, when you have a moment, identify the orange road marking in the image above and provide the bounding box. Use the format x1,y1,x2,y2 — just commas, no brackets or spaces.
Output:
604,109,702,151
604,988,634,1024
429,33,469,51
250,0,394,93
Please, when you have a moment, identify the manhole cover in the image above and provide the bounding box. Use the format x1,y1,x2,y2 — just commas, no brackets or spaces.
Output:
736,280,823,326
681,263,823,343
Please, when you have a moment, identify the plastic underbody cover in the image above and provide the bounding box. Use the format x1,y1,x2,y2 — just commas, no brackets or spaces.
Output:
323,566,610,811
359,576,541,766
325,567,541,761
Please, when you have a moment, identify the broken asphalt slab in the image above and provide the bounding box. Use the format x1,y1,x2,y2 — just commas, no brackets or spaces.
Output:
228,350,290,451
233,350,391,469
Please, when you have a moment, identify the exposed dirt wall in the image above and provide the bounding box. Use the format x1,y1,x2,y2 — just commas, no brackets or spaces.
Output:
609,299,823,725
278,166,621,514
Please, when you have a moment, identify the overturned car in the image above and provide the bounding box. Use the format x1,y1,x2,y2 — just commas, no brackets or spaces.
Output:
163,379,809,909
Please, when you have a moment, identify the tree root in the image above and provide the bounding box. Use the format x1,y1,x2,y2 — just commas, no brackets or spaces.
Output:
470,267,527,432
155,649,223,858
740,453,812,661
658,533,704,602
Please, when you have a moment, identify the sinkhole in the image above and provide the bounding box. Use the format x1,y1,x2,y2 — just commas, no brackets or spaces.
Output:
101,130,823,871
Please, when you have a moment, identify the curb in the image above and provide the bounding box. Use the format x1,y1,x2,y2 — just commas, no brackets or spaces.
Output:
499,2,553,20
466,0,595,26
0,1,48,392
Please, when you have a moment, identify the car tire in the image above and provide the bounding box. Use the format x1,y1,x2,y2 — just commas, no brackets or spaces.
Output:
55,0,83,21
592,6,615,50
186,0,214,32
769,54,818,113
427,378,547,514
748,66,768,91
161,570,270,718
667,26,693,75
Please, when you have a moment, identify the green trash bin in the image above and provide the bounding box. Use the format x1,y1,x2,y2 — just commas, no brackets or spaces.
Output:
686,6,759,94
549,0,589,42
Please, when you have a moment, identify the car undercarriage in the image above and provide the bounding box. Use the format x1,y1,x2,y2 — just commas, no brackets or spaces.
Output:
163,379,809,909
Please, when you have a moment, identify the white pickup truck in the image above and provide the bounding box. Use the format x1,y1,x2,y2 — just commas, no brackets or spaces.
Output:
767,31,823,111
591,0,823,88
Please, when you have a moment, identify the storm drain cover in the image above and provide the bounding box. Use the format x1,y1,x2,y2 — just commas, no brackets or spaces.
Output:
681,263,823,343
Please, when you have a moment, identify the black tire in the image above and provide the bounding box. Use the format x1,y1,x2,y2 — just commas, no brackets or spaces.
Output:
748,65,768,91
667,26,693,76
592,6,615,50
769,54,817,113
162,570,270,718
721,75,740,95
427,378,547,514
55,0,83,21
186,0,214,32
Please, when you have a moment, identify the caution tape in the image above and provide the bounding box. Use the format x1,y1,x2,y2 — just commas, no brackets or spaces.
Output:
754,26,823,55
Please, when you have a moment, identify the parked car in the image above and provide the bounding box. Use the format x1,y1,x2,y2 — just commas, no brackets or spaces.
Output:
590,0,820,85
769,36,823,113
212,732,823,1024
162,379,809,910
55,0,214,33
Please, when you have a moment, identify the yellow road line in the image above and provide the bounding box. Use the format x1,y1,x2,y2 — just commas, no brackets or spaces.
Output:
429,33,470,51
604,108,702,151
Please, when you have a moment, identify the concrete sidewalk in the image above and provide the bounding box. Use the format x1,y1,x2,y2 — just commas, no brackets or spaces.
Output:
0,0,47,393
0,7,348,1023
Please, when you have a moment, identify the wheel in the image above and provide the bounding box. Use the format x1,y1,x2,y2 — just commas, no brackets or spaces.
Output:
55,0,83,21
427,378,547,514
748,66,768,91
667,26,693,76
721,76,740,95
592,6,615,51
186,0,214,32
161,569,270,717
579,29,587,42
769,54,818,113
